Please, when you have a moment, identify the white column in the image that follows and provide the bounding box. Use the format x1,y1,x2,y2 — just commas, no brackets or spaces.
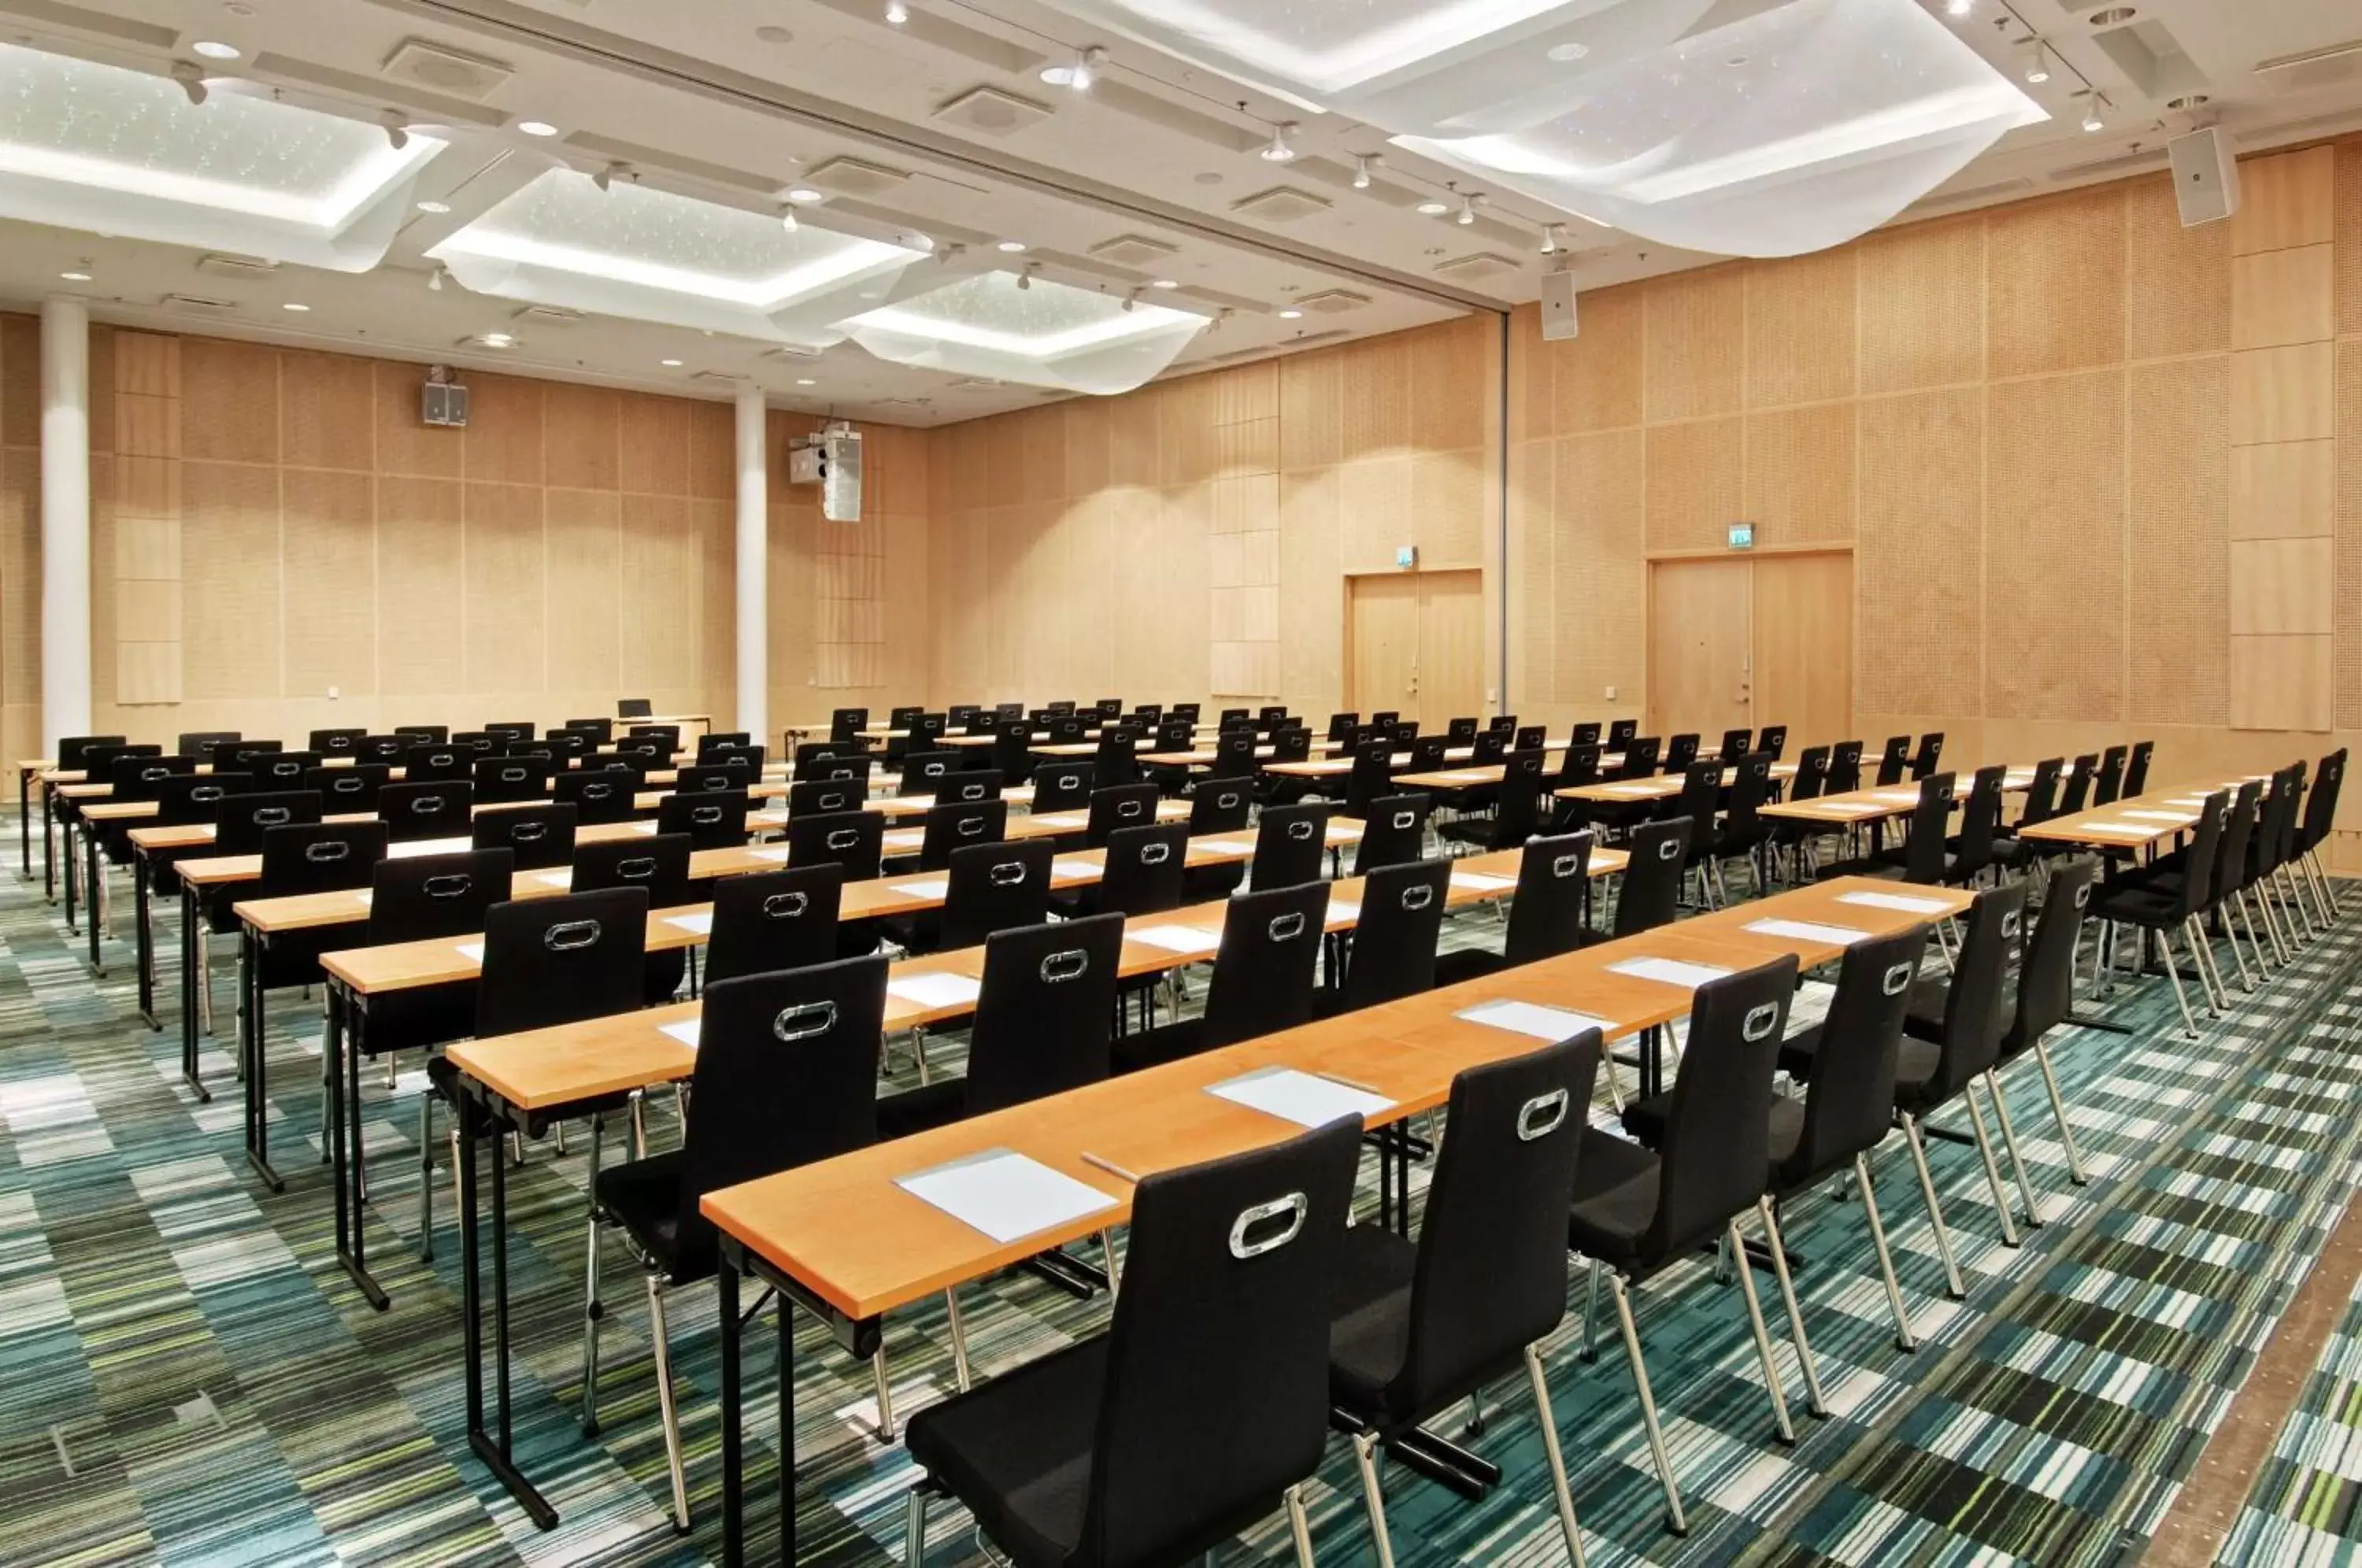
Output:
39,297,91,755
734,386,768,742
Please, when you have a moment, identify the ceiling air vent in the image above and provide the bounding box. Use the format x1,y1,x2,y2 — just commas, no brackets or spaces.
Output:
161,294,240,318
1433,251,1520,283
2256,40,2362,95
933,86,1054,136
763,345,826,361
1231,187,1333,224
1089,233,1179,268
948,376,1008,389
805,156,912,198
1294,288,1372,314
380,37,514,101
195,253,277,279
511,305,583,328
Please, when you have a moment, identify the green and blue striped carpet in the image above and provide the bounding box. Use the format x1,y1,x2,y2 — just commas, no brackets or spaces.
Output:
0,847,2355,1566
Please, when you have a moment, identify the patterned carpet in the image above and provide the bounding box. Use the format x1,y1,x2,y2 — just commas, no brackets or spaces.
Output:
1,828,2357,1567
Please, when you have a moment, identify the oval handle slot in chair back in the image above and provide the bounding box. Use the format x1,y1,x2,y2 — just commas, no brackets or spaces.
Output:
413,796,446,814
1230,1193,1309,1259
141,766,170,782
1882,961,1915,996
691,805,723,826
1041,948,1089,982
957,816,987,838
618,856,657,880
761,892,809,919
1517,1089,1569,1142
512,823,547,842
1267,911,1306,941
1287,819,1315,841
1400,882,1434,911
1117,799,1145,819
826,829,858,851
1657,838,1682,861
584,782,613,801
332,777,364,793
988,860,1028,886
2001,910,2023,940
1139,841,1172,865
1390,809,1417,830
424,874,472,899
500,767,528,783
544,919,601,952
772,1001,837,1041
819,790,851,812
1214,791,1242,811
1742,1002,1780,1041
1552,853,1580,878
256,807,291,826
2073,882,2092,909
194,786,224,804
304,841,350,863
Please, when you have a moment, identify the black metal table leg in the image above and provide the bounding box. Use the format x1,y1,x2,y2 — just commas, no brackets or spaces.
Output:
331,987,387,1310
720,1244,747,1567
776,1288,795,1566
179,879,208,1101
460,1085,557,1529
242,925,283,1192
61,811,76,933
85,827,105,975
135,853,157,1027
19,764,31,877
42,782,54,901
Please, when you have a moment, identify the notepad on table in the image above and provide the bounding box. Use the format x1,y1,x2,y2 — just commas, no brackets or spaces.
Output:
2122,810,2194,823
1818,803,1886,818
888,972,984,1009
1130,924,1220,955
1607,956,1734,989
1208,1066,1394,1129
455,942,483,963
1834,891,1948,915
1197,838,1254,856
534,870,573,889
630,820,659,835
388,836,468,860
666,912,713,935
1327,900,1360,923
1450,871,1516,893
2082,823,2159,839
660,1019,701,1049
892,879,951,900
1746,918,1870,945
1030,813,1086,829
350,890,374,907
1050,859,1096,884
883,830,924,850
896,1148,1118,1244
1457,1000,1614,1041
750,846,790,862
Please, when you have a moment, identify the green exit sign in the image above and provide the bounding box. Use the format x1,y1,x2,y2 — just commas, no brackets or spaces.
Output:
1728,522,1755,550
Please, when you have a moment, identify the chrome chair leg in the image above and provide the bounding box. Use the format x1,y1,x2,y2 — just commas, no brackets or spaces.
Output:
1960,1079,2022,1247
2153,927,2200,1038
1352,1429,1398,1568
872,1345,897,1444
1285,1483,1318,1568
1901,1113,1967,1300
647,1278,691,1532
904,1488,927,1566
945,1286,972,1392
1609,1272,1686,1535
1757,1200,1826,1418
1524,1344,1588,1567
2032,1040,2087,1185
1728,1216,1796,1444
1579,1259,1600,1363
1855,1152,1915,1351
1983,1070,2043,1229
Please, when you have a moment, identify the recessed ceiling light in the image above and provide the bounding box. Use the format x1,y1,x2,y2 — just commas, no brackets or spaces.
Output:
2088,5,2133,20
1546,40,1590,61
479,332,515,348
1944,0,1971,14
795,377,817,386
191,39,241,60
885,0,909,22
661,358,683,367
1416,198,1451,216
516,120,559,138
996,239,1028,253
1278,308,1303,319
1150,279,1179,289
2168,93,2208,110
59,270,91,282
416,200,451,214
754,24,793,43
282,301,310,312
785,187,827,205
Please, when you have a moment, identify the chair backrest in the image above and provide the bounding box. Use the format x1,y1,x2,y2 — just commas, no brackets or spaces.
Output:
1095,822,1188,918
1187,778,1253,836
1951,765,2006,876
1718,727,1752,762
1787,746,1831,806
354,735,409,766
1444,716,1476,744
1514,726,1546,752
174,730,239,760
305,763,391,812
308,728,367,756
216,790,324,856
2216,782,2260,896
2123,739,2153,797
2302,749,2347,855
628,723,683,754
1502,832,1595,965
402,743,471,782
1672,760,1722,845
1351,793,1431,875
940,838,1055,951
1606,719,1637,749
2014,758,2063,828
1394,1036,1599,1421
1757,725,1788,760
788,777,867,817
1898,773,1957,885
931,768,1003,807
1827,739,1864,793
803,751,874,789
1154,719,1194,753
2014,860,2095,1048
961,913,1127,1116
565,718,616,744
672,764,745,794
1268,727,1313,765
205,736,270,768
1915,881,2024,1098
484,722,536,745
1326,712,1358,742
556,766,642,824
2167,790,2229,917
657,789,750,849
476,888,650,1038
1250,802,1330,889
1080,1118,1359,1568
254,821,390,900
898,749,964,795
472,802,579,869
106,752,196,801
368,849,513,945
1031,761,1095,814
1170,702,1201,725
1487,750,1548,848
1084,782,1160,848
828,707,869,745
2093,745,2127,806
1094,731,1139,787
1046,713,1088,745
703,864,847,985
1614,736,1660,781
571,831,694,911
1874,735,1912,787
699,734,763,766
243,749,320,788
1338,858,1450,1011
394,724,450,743
1346,741,1396,815
1613,817,1692,937
1661,734,1701,775
56,734,128,771
785,809,884,882
1911,733,1946,780
1555,742,1602,790
1782,926,1930,1183
1201,730,1257,781
2058,754,2097,815
1570,722,1603,747
1720,753,1775,846
470,755,550,804
450,730,506,756
1642,956,1796,1266
157,771,255,827
918,798,1008,871
378,780,475,842
1201,881,1333,1050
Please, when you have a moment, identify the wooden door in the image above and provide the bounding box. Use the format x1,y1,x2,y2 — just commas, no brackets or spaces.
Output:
1413,570,1485,731
1752,552,1853,749
1649,558,1753,738
1349,574,1423,723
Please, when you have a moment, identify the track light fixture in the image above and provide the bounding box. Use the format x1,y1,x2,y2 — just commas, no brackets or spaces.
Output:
1016,264,1035,291
2021,39,2050,84
1352,154,1375,190
779,203,799,233
885,0,909,23
1260,122,1298,162
1945,0,1971,16
1457,194,1479,226
381,109,410,150
1541,223,1565,254
2082,101,2104,131
428,265,445,292
1042,45,1105,91
170,60,208,106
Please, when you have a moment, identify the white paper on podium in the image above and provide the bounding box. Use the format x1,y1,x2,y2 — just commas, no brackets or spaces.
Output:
455,942,483,963
1608,957,1734,989
896,1148,1118,1244
1450,871,1516,893
888,972,984,1009
1745,919,1870,946
1131,925,1220,955
666,912,713,935
1457,1000,1614,1041
1208,1066,1393,1128
891,880,951,900
1837,890,1953,915
661,1019,701,1049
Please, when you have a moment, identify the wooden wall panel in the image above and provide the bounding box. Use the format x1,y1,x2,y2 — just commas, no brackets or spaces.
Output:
463,375,544,486
1986,371,2126,721
619,394,690,496
1745,247,1857,408
1858,389,1981,716
181,339,280,464
462,483,546,693
546,489,622,692
2234,144,2336,255
280,353,375,473
1644,267,1745,421
544,383,620,491
1546,283,1644,436
2232,441,2334,538
282,468,376,698
1988,189,2127,379
2337,342,2362,728
1743,403,1856,545
2233,246,2338,349
2338,142,2362,338
377,475,464,695
1549,430,1645,712
1860,215,1984,394
2127,173,2231,361
0,315,39,448
2128,357,2230,724
179,461,280,699
619,494,695,695
1643,417,1742,553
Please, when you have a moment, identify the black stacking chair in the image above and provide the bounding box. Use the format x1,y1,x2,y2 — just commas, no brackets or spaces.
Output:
309,727,367,756
1827,739,1864,793
1081,782,1159,849
557,767,641,825
2092,792,2226,1037
1114,882,1330,1072
1718,727,1752,762
1249,802,1330,890
787,777,866,817
237,822,391,1063
1338,741,1398,821
573,833,694,1004
354,735,409,766
1059,820,1186,920
1568,957,1812,1537
1660,734,1700,776
1328,1037,1600,1567
657,788,749,849
1767,747,1831,882
1446,716,1479,745
589,961,887,1529
1443,751,1546,854
898,749,964,797
1873,735,1912,788
1606,719,1638,750
402,744,471,783
305,764,390,814
243,749,320,789
357,848,510,1083
2007,757,2064,841
628,723,683,756
828,708,870,746
787,809,885,883
215,790,324,859
990,721,1037,786
565,718,616,745
377,780,473,843
904,1118,1354,1568
1611,817,1692,943
801,750,874,789
702,865,844,985
173,730,235,760
1705,753,1776,896
1180,781,1256,904
886,838,1055,959
394,724,449,744
1093,730,1139,789
932,768,1003,807
1198,730,1257,787
1326,712,1360,743
472,803,577,870
1352,794,1431,875
95,753,196,856
2298,749,2346,920
672,764,745,795
1434,832,1595,988
1514,726,1548,753
1758,725,1788,761
1549,743,1605,830
1664,761,1727,905
449,731,505,757
470,754,549,805
2123,740,2153,798
155,771,255,830
1844,772,1955,886
1940,765,2008,887
2092,745,2127,807
1030,761,1094,815
1911,733,1946,781
1316,858,1449,1015
483,722,535,746
909,799,1007,871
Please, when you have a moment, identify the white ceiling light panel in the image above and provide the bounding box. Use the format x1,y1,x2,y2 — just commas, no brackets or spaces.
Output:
0,43,445,270
1033,0,2044,257
846,271,1207,394
430,170,927,348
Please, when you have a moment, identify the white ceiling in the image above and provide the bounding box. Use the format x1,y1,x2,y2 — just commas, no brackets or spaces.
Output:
1,0,2357,426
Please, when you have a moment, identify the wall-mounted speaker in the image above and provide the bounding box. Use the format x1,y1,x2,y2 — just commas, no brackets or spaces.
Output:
1540,270,1579,342
2168,126,2241,227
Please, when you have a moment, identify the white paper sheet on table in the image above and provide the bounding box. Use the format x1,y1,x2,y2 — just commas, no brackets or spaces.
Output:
660,1019,701,1049
1746,918,1871,945
1818,803,1887,818
1457,1000,1614,1041
1130,924,1220,955
1327,900,1360,923
388,836,469,860
1608,957,1734,989
1208,1066,1394,1128
2122,810,2194,823
895,1148,1118,1244
1050,860,1096,884
1872,792,1922,806
455,941,483,963
892,879,950,900
1198,839,1254,856
1836,890,1953,914
1030,814,1086,829
1450,871,1516,893
630,820,659,835
351,890,374,906
887,972,984,1009
1600,783,1659,796
2082,823,2160,839
883,829,924,849
534,870,573,889
666,912,713,935
750,847,790,862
